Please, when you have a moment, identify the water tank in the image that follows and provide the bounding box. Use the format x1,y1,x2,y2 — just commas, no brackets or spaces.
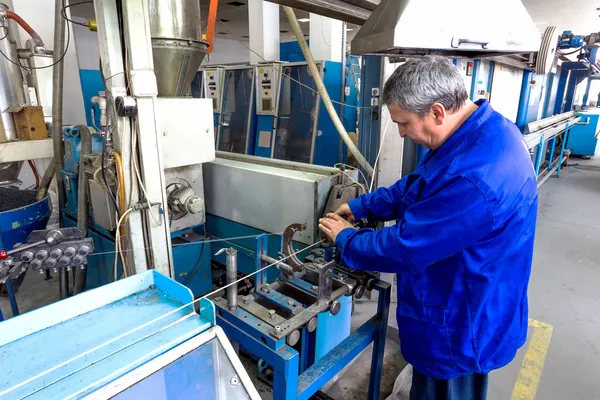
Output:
149,0,208,97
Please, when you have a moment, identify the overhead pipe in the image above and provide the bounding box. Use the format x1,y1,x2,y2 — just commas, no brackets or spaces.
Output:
205,0,219,54
52,0,68,299
269,0,371,25
283,6,374,177
73,125,92,295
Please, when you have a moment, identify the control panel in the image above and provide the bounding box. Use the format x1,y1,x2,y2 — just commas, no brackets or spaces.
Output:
202,67,224,113
256,64,282,115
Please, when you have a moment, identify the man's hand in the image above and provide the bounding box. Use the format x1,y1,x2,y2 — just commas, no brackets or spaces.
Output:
334,203,355,222
319,213,356,242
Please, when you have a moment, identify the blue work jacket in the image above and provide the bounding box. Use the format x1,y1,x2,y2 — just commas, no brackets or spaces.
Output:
337,100,538,379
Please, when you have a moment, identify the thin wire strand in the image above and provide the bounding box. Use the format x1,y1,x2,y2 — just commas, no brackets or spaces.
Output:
0,239,325,399
86,232,284,257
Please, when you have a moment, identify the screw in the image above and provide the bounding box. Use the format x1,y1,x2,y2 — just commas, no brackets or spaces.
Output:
287,300,295,307
262,287,271,294
230,376,239,386
268,309,276,319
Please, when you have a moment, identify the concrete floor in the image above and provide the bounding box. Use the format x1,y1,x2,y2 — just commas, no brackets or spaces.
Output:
2,160,600,399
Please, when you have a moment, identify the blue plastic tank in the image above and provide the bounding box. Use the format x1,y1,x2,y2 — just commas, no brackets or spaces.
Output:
0,188,51,252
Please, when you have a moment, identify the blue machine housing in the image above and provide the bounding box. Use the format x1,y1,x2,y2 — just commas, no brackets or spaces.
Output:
567,111,600,156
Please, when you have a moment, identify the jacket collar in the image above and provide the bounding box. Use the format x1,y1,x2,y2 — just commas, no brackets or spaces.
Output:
424,99,494,167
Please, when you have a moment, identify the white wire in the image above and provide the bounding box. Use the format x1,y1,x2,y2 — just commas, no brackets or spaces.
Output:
334,163,369,187
0,239,325,399
369,117,392,193
114,208,133,281
131,123,163,227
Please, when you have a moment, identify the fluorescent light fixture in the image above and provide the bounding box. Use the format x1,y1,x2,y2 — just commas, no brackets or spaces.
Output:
346,28,353,31
298,18,310,22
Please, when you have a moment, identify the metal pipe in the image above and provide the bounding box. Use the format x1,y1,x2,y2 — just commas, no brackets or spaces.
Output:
73,125,91,295
36,159,56,201
52,0,68,299
283,6,374,178
260,254,294,274
268,0,371,25
0,5,26,142
216,248,238,310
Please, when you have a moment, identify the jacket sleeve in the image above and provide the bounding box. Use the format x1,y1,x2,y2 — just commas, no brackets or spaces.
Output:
336,176,495,274
348,177,408,222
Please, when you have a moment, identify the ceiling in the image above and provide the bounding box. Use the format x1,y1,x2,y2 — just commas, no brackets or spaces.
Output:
68,0,358,45
70,0,600,51
522,0,600,35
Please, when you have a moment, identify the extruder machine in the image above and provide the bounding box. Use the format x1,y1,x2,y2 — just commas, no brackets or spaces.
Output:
0,0,392,399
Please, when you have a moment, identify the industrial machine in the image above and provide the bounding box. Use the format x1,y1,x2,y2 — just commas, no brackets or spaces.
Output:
564,109,600,157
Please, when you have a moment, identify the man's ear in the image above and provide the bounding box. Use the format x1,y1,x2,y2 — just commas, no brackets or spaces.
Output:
430,103,447,125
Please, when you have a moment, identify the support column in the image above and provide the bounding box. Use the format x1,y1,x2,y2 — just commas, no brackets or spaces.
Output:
309,14,343,62
248,0,280,63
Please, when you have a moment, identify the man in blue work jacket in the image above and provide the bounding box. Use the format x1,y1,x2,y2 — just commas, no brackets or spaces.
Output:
319,56,538,400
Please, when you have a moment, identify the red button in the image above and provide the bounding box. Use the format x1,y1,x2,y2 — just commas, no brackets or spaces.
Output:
265,91,268,95
211,92,215,95
0,250,8,260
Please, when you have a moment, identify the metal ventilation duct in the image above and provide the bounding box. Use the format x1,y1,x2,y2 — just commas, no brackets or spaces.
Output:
351,0,541,58
149,0,208,97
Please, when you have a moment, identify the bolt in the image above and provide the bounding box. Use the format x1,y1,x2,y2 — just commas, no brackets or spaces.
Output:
275,325,281,332
287,330,300,346
268,309,276,319
64,247,76,257
78,245,91,256
307,317,318,332
311,285,318,291
58,256,71,267
20,251,34,262
262,287,271,294
287,300,295,307
44,258,57,268
50,248,63,259
72,254,85,266
35,250,49,261
330,300,341,316
230,376,239,386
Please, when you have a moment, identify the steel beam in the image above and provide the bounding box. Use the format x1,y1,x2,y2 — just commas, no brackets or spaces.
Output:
266,0,371,25
120,0,173,276
94,0,147,276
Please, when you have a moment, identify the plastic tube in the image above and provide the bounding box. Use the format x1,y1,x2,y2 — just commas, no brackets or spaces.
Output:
282,6,374,178
5,10,44,47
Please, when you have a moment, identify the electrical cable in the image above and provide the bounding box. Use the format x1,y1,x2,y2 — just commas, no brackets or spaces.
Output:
368,117,392,193
60,0,93,27
114,208,133,281
557,46,584,56
0,238,326,399
101,126,119,212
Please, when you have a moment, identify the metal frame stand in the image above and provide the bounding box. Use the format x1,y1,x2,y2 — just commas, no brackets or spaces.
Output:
215,234,391,399
217,281,390,399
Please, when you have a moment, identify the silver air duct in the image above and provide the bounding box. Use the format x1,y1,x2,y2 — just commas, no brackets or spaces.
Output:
149,0,208,97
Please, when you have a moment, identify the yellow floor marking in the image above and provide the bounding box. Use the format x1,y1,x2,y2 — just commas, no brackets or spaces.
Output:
510,318,554,400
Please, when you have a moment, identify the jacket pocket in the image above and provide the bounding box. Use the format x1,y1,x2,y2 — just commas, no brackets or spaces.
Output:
396,301,457,373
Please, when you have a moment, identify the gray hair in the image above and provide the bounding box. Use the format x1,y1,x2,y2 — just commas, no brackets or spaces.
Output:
382,56,468,116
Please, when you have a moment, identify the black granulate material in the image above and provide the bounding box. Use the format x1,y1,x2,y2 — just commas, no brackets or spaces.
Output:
0,188,39,213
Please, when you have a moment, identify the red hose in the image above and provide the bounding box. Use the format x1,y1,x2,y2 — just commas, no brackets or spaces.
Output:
6,10,44,47
28,160,40,189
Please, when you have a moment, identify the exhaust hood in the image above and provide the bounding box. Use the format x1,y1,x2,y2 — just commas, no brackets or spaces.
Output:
351,0,541,58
